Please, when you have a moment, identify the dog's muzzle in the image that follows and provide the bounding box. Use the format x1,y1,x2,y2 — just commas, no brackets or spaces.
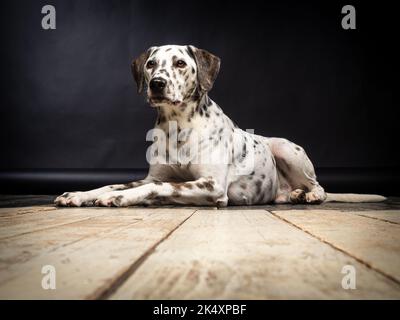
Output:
149,77,166,95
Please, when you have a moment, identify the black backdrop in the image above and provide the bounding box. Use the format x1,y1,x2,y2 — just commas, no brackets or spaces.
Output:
1,0,399,195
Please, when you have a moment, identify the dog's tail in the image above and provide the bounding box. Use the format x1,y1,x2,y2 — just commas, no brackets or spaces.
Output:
325,193,387,203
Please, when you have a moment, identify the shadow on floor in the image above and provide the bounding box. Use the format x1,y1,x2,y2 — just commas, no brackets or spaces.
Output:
1,194,400,211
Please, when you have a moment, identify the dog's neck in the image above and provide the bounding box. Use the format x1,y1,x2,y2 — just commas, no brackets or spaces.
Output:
154,93,214,130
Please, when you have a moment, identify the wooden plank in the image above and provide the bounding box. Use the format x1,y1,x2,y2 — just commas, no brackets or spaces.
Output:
0,206,56,217
272,210,400,283
349,210,400,224
0,207,113,240
110,210,400,299
0,208,195,299
0,209,148,272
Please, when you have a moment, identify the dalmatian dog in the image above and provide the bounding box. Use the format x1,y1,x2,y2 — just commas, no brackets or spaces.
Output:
55,45,386,207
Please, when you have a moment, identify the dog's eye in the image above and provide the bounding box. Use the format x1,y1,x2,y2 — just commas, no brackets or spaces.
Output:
146,60,155,68
176,60,186,68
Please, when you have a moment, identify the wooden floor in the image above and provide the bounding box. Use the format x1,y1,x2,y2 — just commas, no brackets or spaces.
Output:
0,195,399,299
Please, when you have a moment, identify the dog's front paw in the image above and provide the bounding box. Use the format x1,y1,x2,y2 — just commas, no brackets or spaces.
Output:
94,193,129,207
54,192,93,207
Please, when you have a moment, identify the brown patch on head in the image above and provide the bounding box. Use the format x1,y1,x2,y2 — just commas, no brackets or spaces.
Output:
187,45,220,93
131,48,153,94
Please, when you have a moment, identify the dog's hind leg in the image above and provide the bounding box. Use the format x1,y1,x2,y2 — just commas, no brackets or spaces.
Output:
268,138,327,204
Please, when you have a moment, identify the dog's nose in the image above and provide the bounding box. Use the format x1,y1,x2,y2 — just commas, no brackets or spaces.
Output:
150,77,166,92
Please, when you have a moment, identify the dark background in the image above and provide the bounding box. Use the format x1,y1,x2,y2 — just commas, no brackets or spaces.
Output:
1,0,399,195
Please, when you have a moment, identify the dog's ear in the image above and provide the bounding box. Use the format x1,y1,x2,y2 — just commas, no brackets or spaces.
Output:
187,45,221,93
131,47,153,94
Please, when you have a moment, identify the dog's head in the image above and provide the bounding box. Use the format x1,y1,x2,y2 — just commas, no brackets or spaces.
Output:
132,45,220,107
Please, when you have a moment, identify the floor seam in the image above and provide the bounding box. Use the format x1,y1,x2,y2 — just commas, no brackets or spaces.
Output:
346,212,400,225
0,216,96,241
0,209,147,240
92,209,198,300
266,210,400,287
0,219,144,288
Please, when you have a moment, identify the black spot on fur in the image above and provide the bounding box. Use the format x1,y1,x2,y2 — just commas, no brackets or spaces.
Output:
290,189,307,204
203,180,215,191
255,180,262,195
172,190,181,198
147,191,158,199
114,195,124,206
277,157,291,173
196,182,205,189
187,107,195,122
206,196,214,203
150,48,159,56
157,115,166,124
240,143,247,161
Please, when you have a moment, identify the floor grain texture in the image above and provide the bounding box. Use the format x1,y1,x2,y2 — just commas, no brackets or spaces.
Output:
0,195,399,299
